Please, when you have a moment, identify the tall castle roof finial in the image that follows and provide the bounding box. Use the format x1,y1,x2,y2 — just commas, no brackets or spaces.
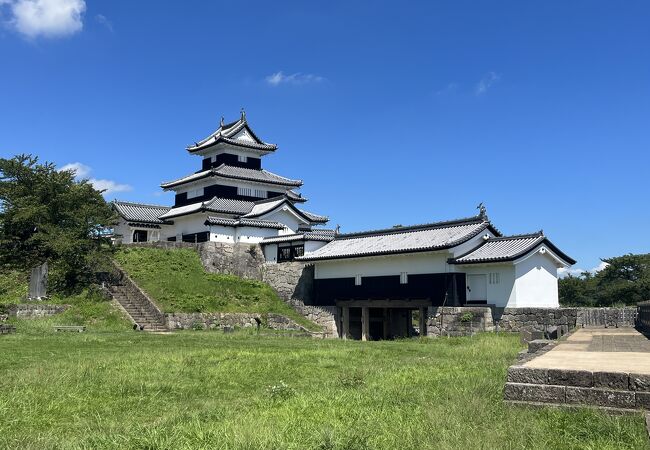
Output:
240,107,246,121
477,202,487,219
220,116,224,127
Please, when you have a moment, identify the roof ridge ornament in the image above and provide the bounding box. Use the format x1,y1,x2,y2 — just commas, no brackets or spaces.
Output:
477,202,487,219
220,116,224,127
240,108,246,121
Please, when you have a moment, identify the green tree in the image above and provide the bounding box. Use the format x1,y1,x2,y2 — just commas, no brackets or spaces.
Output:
0,154,116,292
559,253,650,306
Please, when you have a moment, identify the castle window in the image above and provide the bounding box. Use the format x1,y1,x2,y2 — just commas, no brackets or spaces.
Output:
187,188,204,199
254,189,266,198
238,155,247,163
400,272,408,284
355,274,362,286
237,187,252,197
489,273,500,284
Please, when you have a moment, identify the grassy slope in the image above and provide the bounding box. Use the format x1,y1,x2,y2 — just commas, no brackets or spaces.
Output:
0,269,131,332
114,247,318,330
0,331,646,449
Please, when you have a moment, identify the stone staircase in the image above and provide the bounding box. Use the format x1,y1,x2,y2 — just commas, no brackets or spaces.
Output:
104,263,168,332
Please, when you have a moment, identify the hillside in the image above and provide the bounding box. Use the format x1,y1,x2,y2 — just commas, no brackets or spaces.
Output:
114,247,318,330
0,269,130,332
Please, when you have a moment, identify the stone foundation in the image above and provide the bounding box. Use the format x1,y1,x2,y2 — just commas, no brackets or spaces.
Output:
426,307,494,337
504,365,650,411
165,311,308,332
4,304,69,319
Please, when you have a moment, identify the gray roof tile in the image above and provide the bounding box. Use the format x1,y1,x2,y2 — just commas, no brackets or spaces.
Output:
112,201,172,225
450,232,576,265
298,217,492,261
160,164,302,189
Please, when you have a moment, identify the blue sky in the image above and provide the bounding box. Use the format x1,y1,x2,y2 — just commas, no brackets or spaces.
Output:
1,1,649,273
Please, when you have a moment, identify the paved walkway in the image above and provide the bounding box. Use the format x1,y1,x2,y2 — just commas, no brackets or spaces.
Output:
524,328,650,374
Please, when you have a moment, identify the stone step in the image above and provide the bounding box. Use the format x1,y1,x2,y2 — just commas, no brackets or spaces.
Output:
504,382,650,410
507,365,650,391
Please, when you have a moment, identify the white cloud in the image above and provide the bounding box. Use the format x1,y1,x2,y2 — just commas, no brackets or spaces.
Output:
435,82,459,96
475,71,500,95
265,71,324,86
2,0,85,38
558,261,609,278
88,179,131,195
59,162,91,178
59,162,132,196
94,13,111,32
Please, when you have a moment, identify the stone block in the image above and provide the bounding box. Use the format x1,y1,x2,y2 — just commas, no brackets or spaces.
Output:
504,382,566,403
629,374,650,392
593,372,629,390
528,339,553,354
566,387,636,409
636,392,650,409
545,326,559,340
548,369,593,387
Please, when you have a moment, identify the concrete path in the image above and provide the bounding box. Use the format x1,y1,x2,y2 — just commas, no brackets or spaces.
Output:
524,328,650,374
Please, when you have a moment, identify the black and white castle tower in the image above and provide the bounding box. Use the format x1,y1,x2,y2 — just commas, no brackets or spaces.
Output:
113,110,334,262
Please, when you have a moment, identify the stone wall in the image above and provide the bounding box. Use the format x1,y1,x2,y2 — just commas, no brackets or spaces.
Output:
426,307,494,337
494,307,637,332
426,306,639,338
638,301,650,332
126,242,266,280
165,311,308,332
4,304,69,319
261,262,313,303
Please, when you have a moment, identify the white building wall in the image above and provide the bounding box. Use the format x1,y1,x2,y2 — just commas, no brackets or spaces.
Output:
170,213,209,237
513,251,561,308
462,264,516,308
210,225,236,243
235,226,279,243
263,243,278,262
262,209,306,234
314,251,452,280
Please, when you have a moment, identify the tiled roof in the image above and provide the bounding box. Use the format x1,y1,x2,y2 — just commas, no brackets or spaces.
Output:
160,164,302,189
450,232,576,265
286,189,307,203
297,217,495,262
204,216,285,229
298,208,328,223
243,197,328,224
112,201,172,225
262,229,336,244
158,195,327,225
186,114,277,153
159,197,254,219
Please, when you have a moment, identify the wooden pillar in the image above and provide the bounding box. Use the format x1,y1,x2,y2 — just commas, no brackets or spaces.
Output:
342,307,350,340
361,307,370,341
382,308,390,340
419,307,427,337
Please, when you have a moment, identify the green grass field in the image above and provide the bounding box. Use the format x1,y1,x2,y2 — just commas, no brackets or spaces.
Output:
0,330,647,450
114,247,319,330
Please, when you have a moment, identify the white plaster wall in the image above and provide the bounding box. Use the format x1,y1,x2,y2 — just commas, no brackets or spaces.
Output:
462,264,516,308
263,208,306,233
314,251,453,279
210,225,236,243
263,243,278,263
235,226,278,243
305,241,327,253
514,250,560,308
170,213,209,237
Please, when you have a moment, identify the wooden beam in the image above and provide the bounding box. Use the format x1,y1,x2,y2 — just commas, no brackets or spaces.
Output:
342,306,349,340
419,306,427,337
383,308,390,340
336,299,431,308
361,306,369,341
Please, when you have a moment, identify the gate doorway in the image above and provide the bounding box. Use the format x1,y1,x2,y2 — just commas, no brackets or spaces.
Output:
337,300,430,341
